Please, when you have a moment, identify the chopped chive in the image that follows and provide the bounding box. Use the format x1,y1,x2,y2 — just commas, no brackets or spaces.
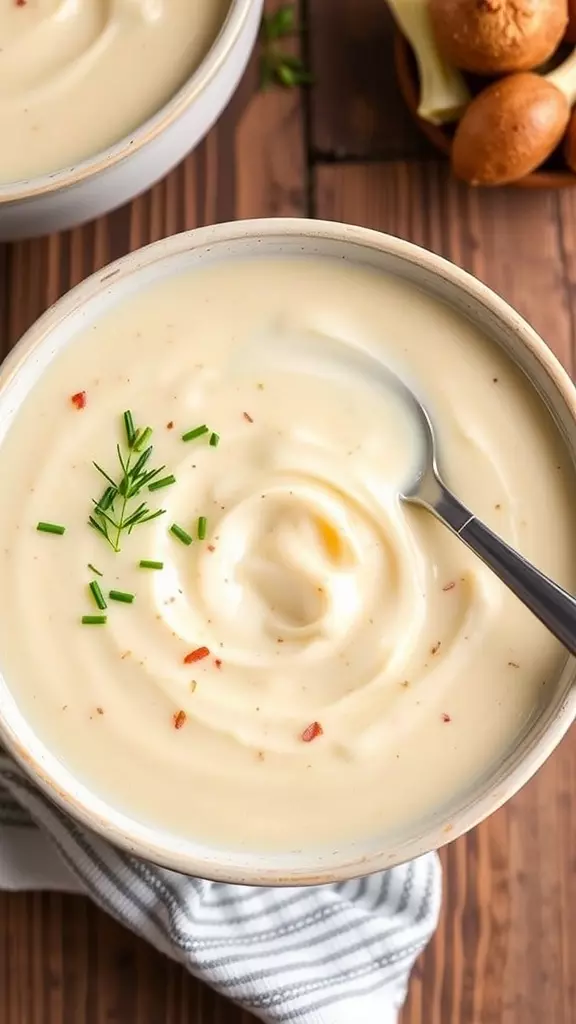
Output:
148,474,176,492
197,516,207,540
133,426,153,452
87,563,103,576
37,522,66,535
170,523,193,546
109,589,135,603
89,580,107,610
81,615,107,625
209,432,220,447
182,424,208,442
123,410,136,447
139,559,164,570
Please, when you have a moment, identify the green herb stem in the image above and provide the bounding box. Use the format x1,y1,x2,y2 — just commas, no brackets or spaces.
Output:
197,516,207,540
109,590,135,604
82,615,107,625
89,414,167,552
89,580,107,610
170,523,193,546
134,426,152,452
139,560,164,570
123,410,136,447
209,432,220,447
87,563,103,576
148,474,176,492
182,424,208,442
37,522,66,535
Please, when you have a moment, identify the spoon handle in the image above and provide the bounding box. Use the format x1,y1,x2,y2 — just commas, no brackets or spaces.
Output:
427,483,576,657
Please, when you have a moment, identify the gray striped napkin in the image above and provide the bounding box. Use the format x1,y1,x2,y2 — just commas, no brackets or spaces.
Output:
0,752,441,1023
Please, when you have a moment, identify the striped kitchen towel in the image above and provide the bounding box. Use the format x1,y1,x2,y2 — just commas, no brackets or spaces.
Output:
0,752,441,1024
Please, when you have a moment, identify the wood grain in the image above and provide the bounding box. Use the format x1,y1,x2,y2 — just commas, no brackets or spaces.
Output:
1,0,576,1021
307,0,433,160
315,160,576,1024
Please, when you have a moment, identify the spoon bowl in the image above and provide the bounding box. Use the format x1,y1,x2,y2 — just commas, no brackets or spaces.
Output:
248,326,576,656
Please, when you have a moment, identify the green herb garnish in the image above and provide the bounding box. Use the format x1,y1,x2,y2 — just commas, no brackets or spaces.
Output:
209,432,220,448
87,563,103,576
197,516,207,540
139,560,164,570
260,5,313,90
134,426,152,452
148,474,176,492
81,615,107,625
170,523,193,546
123,410,136,447
89,412,166,552
109,590,135,604
37,521,66,535
182,424,209,442
89,580,107,610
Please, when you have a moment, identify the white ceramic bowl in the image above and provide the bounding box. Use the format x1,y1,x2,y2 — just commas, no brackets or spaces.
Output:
0,219,575,884
0,0,263,242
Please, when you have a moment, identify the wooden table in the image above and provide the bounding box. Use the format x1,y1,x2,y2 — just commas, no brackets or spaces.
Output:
1,2,575,1021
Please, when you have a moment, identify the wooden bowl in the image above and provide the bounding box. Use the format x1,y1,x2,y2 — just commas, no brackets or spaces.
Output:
394,31,576,189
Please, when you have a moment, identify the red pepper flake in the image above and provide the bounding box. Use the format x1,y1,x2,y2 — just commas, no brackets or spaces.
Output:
508,661,520,668
431,641,441,655
166,421,174,430
441,712,451,723
301,721,323,743
214,658,222,669
442,581,455,592
183,646,209,664
243,411,254,423
96,706,104,716
173,710,187,730
207,544,216,552
16,1,27,6
71,390,87,410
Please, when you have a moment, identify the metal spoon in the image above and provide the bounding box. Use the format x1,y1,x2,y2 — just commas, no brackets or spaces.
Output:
250,329,576,657
403,392,576,657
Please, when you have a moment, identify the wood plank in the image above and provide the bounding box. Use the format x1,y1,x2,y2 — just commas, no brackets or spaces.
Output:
315,160,576,1024
0,1,305,1021
307,0,432,160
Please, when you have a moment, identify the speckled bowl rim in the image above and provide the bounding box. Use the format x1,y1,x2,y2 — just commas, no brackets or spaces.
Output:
0,0,255,204
0,218,575,885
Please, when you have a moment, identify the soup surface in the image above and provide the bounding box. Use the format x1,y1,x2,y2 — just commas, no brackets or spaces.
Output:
0,255,574,852
0,0,229,183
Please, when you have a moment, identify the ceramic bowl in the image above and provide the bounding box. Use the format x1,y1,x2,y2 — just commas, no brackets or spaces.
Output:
0,218,575,884
0,0,263,241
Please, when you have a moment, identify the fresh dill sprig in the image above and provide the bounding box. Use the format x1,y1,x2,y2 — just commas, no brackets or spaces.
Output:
259,5,313,90
89,412,166,553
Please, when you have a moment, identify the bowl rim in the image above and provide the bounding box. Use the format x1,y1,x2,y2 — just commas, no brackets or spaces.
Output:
0,0,256,205
1,217,576,885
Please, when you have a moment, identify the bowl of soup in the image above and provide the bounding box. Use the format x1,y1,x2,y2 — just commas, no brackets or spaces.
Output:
0,218,574,883
0,0,262,240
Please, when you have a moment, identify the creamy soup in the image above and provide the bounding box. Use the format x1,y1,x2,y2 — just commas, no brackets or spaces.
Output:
0,0,229,183
0,255,574,852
